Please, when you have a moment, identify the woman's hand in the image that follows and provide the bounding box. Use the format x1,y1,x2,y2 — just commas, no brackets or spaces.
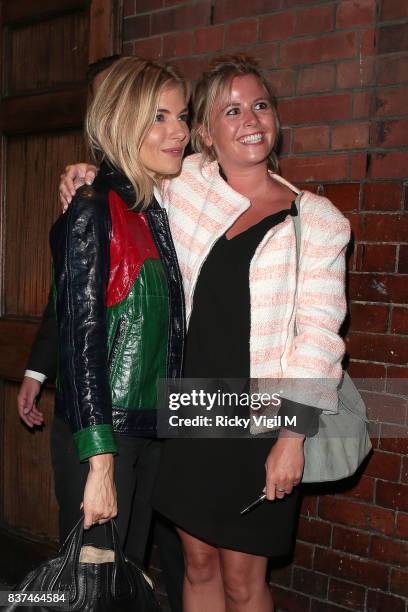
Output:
82,453,117,529
17,377,44,427
264,430,305,501
59,163,97,210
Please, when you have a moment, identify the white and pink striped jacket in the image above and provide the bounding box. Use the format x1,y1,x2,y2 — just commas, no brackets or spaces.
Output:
163,154,351,413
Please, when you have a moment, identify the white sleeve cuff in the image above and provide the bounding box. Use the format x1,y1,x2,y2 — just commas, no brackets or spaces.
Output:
24,370,47,384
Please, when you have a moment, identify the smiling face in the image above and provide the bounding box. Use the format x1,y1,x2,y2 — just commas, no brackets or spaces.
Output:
139,84,190,177
204,74,277,172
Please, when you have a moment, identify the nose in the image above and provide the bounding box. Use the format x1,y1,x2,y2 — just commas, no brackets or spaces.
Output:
243,108,259,127
170,118,189,143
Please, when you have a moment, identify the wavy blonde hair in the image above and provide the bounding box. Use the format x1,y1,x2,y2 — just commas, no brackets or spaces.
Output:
86,56,189,208
192,54,280,173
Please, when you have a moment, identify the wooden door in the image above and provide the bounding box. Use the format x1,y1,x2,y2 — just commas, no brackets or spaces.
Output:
0,0,122,542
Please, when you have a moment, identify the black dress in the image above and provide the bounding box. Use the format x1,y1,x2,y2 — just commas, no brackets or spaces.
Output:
153,205,300,556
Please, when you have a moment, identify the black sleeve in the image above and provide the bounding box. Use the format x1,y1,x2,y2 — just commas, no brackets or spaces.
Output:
50,187,116,460
278,399,322,437
26,289,58,381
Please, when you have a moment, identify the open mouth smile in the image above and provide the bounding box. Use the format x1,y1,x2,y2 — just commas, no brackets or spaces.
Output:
238,132,264,145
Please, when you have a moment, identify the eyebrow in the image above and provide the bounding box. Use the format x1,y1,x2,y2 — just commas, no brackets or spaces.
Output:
157,107,189,114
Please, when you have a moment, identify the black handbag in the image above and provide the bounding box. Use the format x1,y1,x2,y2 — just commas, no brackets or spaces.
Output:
3,517,161,611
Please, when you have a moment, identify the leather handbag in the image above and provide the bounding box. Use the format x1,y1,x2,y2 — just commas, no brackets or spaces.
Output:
4,517,161,611
293,194,372,483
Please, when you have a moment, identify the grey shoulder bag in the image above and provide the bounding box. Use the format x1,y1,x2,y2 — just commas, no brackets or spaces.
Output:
293,195,372,483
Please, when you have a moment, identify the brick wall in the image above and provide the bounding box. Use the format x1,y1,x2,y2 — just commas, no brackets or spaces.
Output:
123,1,408,610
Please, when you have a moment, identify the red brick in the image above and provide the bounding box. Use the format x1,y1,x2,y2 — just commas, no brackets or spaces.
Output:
297,64,335,95
378,23,408,55
293,567,328,598
323,183,360,212
293,126,329,153
371,534,408,567
363,182,402,211
300,494,318,517
170,55,209,81
268,69,295,97
226,19,257,47
280,94,351,125
133,36,162,58
374,86,408,118
381,0,408,19
386,370,408,396
351,152,368,179
164,0,185,5
151,3,211,36
294,540,314,568
346,332,408,365
311,601,354,612
163,31,192,57
280,32,356,67
319,496,395,535
377,56,408,86
348,360,387,382
271,586,311,612
349,273,408,304
364,450,401,481
396,513,408,539
352,213,408,242
336,0,376,28
270,564,292,587
399,245,408,273
297,516,332,545
137,0,163,9
391,307,408,335
340,475,375,502
356,245,396,274
328,577,366,609
296,4,334,36
363,391,407,425
380,424,408,454
314,547,389,588
124,0,136,17
353,91,373,118
402,457,408,483
366,589,406,612
332,525,370,556
259,11,294,42
280,128,291,154
194,25,224,53
337,58,375,89
280,155,348,182
360,27,376,56
390,568,408,598
332,122,369,150
253,43,279,69
123,14,150,41
372,151,408,179
371,119,408,149
376,481,408,512
213,0,274,22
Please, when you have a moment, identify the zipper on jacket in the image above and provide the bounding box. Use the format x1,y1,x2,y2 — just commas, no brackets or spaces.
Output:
108,316,127,373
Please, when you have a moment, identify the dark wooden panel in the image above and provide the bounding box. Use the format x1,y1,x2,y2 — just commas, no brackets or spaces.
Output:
4,130,87,319
1,0,89,25
0,87,87,134
89,0,123,64
0,320,39,381
2,382,58,540
7,11,88,96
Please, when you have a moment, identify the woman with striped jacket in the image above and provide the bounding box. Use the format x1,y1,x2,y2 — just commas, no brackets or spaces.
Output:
60,55,350,612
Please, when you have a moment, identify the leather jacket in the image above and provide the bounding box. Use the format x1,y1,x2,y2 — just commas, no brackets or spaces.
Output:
50,162,185,461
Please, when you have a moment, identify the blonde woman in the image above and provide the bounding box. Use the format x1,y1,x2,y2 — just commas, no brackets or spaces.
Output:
47,57,189,561
60,55,349,612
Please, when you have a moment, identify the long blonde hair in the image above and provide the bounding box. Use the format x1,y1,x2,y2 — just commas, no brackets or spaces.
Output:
192,54,280,173
86,56,189,208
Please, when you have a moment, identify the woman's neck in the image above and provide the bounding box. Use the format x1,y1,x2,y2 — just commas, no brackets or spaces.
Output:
220,162,272,199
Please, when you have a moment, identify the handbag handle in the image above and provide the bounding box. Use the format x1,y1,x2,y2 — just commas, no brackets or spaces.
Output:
51,515,135,600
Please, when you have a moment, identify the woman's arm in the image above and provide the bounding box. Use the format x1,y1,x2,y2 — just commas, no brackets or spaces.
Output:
51,187,117,527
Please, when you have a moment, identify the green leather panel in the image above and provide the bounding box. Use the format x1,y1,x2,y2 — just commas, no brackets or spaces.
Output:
74,424,117,462
106,258,169,411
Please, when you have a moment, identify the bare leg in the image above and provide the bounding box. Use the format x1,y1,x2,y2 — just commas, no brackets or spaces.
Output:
177,528,225,612
220,548,273,612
